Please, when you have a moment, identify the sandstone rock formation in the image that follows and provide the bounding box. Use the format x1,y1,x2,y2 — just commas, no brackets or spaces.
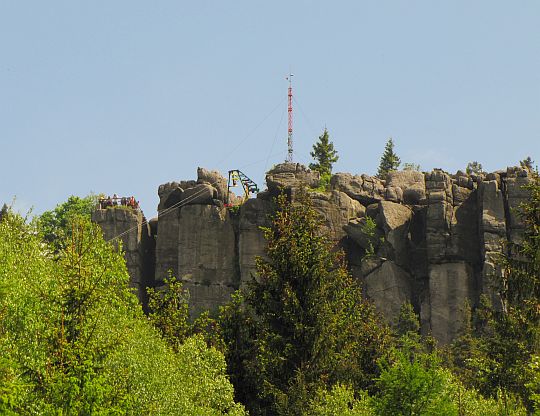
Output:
91,207,153,301
93,163,534,344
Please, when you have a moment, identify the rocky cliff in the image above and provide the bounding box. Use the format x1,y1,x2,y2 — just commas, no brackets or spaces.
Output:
93,164,534,344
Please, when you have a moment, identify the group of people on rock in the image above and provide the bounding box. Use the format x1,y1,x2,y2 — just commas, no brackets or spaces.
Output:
99,194,139,210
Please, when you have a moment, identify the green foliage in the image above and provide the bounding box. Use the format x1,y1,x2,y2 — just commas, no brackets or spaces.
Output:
498,172,540,323
38,194,99,247
448,173,540,411
488,172,540,409
310,128,339,178
526,355,540,412
402,162,421,172
396,302,421,337
218,291,260,409
147,275,192,349
376,138,400,179
147,275,223,350
374,345,456,416
449,300,485,389
307,384,374,416
465,161,484,175
221,190,391,415
0,213,245,414
361,217,379,258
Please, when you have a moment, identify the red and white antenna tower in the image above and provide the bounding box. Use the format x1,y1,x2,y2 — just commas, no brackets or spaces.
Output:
286,73,294,162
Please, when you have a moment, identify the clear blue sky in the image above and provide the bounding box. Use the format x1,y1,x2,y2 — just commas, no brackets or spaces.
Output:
1,1,539,218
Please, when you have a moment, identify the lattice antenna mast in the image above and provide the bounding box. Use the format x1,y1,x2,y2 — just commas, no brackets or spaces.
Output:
286,73,294,162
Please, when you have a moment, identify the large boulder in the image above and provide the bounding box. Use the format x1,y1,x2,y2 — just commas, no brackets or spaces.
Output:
197,167,228,202
265,163,319,193
162,187,184,210
377,201,413,267
387,170,426,204
181,183,218,205
387,170,424,190
312,191,365,241
330,173,385,205
158,180,196,211
344,217,384,251
384,186,403,203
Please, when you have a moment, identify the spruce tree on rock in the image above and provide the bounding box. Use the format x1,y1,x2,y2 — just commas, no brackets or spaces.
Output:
230,190,391,415
309,128,338,184
377,138,400,179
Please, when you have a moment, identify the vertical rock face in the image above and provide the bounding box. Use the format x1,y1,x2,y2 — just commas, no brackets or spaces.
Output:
364,260,412,326
174,205,237,316
93,163,533,343
428,262,475,344
91,207,152,301
152,171,238,316
238,198,273,286
478,178,506,302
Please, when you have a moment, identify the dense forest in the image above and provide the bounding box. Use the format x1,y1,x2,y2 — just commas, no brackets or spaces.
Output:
0,169,539,414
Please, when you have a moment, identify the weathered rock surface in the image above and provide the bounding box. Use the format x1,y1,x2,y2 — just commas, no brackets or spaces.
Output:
330,173,385,205
238,198,273,285
92,207,152,301
364,260,412,326
377,201,413,267
312,190,365,241
426,262,475,344
387,170,426,204
94,164,533,343
197,167,228,202
266,163,320,194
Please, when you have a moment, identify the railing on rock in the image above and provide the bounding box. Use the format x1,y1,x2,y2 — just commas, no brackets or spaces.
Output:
98,196,140,210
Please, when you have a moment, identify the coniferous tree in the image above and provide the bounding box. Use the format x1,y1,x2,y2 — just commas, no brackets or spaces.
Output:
396,302,420,337
453,172,540,411
309,128,339,188
221,190,391,415
376,138,400,179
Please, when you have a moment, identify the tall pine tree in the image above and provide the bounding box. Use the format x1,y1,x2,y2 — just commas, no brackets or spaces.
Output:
221,190,390,415
309,128,339,179
376,138,400,179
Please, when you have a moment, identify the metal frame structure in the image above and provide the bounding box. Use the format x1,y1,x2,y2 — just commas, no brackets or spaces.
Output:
226,170,259,206
286,73,294,162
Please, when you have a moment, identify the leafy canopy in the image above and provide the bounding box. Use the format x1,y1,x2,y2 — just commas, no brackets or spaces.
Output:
0,210,245,415
38,194,99,247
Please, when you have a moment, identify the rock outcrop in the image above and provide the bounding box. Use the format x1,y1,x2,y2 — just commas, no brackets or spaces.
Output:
91,207,153,302
93,163,534,344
